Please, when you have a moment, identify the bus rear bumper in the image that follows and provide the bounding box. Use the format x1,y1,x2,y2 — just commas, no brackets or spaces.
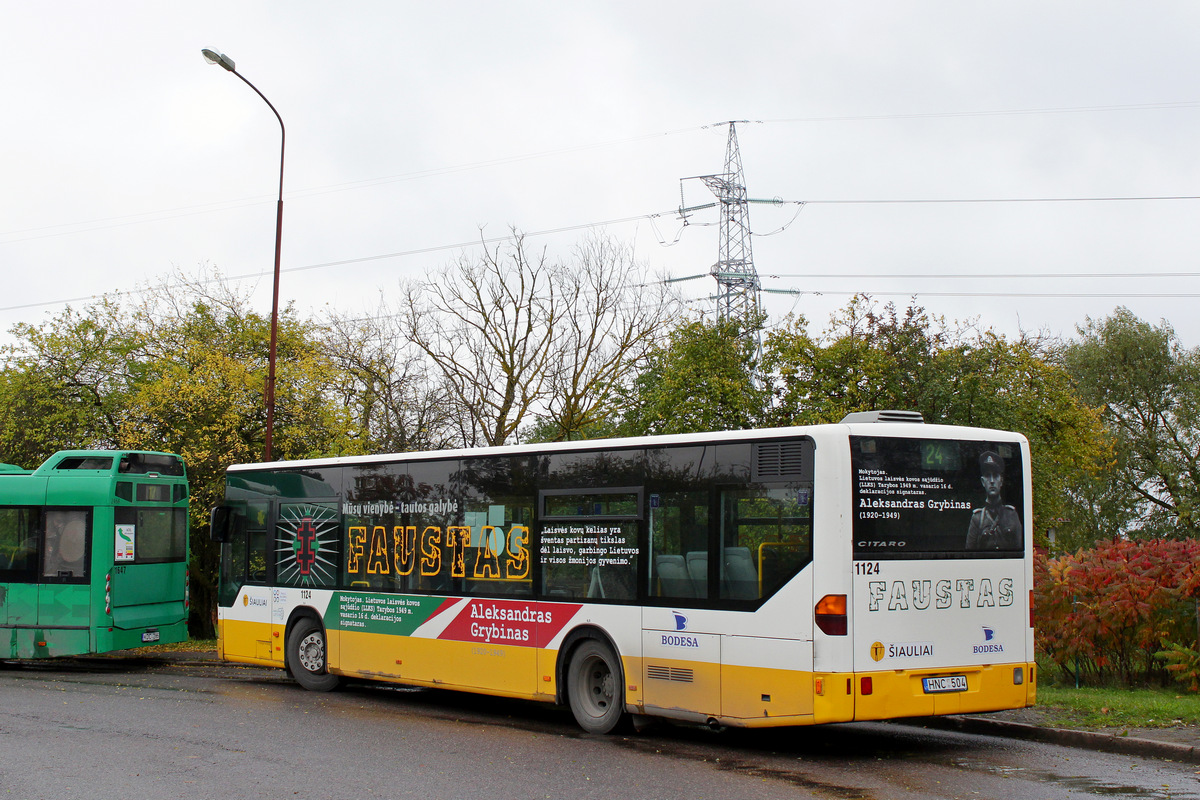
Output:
850,661,1036,721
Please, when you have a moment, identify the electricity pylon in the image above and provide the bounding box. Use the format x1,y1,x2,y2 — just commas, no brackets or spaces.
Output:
702,121,761,327
678,121,764,367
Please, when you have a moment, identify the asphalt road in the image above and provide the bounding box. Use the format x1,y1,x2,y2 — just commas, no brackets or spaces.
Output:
1,655,1198,800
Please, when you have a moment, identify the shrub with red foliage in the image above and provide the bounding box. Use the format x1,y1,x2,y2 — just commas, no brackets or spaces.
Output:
1036,538,1200,687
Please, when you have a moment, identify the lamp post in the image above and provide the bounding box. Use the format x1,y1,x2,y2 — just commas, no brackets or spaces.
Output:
202,48,285,462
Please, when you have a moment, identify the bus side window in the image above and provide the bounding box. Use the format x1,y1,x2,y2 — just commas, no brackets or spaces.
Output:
648,491,709,600
43,509,88,579
219,512,249,607
247,521,269,583
0,507,39,577
719,486,812,601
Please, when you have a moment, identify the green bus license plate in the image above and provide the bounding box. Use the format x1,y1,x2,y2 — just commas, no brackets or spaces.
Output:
141,630,160,643
923,675,967,693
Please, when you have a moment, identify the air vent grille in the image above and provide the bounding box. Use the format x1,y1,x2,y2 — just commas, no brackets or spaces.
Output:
753,441,808,480
646,665,694,683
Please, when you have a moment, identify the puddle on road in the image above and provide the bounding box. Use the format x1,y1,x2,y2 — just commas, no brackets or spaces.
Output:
951,756,1200,799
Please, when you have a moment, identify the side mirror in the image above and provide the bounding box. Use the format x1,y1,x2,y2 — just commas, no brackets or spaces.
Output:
210,506,232,543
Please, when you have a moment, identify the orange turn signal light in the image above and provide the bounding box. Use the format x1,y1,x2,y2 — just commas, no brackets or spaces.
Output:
815,594,848,636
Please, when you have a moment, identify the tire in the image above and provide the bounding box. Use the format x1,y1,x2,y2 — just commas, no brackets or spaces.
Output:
566,639,627,734
285,618,341,692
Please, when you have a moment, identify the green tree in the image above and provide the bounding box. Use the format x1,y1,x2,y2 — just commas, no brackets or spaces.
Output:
764,297,1109,547
0,299,140,466
618,315,767,436
1061,308,1200,540
764,298,946,425
116,275,363,635
0,270,364,637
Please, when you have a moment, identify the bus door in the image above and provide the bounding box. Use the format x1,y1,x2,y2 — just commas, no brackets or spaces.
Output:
109,501,189,641
37,508,91,654
0,507,40,632
642,487,721,722
716,482,815,722
217,499,274,662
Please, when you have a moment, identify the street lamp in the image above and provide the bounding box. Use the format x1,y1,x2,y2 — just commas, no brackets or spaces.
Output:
202,48,286,462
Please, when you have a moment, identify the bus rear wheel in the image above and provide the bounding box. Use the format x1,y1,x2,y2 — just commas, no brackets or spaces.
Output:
566,639,627,734
286,618,341,692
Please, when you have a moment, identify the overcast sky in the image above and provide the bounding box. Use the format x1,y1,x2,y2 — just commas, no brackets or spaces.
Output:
5,2,1200,349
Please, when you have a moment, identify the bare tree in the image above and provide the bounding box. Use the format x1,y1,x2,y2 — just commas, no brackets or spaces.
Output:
400,230,678,447
543,233,679,440
324,301,459,453
402,231,559,447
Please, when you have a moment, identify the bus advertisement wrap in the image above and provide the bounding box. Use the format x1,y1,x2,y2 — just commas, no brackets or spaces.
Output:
850,436,1026,559
214,419,1036,733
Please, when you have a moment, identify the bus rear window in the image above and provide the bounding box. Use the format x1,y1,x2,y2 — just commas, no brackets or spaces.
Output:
114,507,188,563
137,484,171,502
119,453,185,476
851,437,1025,559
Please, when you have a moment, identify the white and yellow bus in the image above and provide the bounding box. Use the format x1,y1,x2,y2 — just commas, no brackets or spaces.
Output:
211,411,1035,733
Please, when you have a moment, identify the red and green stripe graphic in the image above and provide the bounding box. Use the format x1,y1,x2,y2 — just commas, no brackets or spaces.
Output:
437,599,581,648
327,592,580,647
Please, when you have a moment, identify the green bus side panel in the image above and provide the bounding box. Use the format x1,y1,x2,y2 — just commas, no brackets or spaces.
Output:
3,627,91,659
111,562,186,607
110,563,188,630
0,584,38,626
111,601,187,629
38,584,89,627
44,474,113,506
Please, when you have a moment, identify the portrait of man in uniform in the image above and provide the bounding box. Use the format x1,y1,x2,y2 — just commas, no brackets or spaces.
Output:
965,450,1022,550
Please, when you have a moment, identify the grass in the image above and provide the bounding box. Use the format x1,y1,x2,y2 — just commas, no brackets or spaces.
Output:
1036,684,1200,729
93,638,217,658
153,638,217,653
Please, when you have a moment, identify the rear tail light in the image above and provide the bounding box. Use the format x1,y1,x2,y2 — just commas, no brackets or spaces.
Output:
815,594,848,636
105,573,112,615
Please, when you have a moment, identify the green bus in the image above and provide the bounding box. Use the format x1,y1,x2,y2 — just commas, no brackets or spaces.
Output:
0,450,190,658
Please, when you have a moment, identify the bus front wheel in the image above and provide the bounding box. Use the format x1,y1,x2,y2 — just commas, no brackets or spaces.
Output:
566,639,627,734
286,618,341,692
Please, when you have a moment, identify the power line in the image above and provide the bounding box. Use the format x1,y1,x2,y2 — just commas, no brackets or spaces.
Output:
773,289,1200,299
0,215,654,314
765,270,1200,280
760,100,1200,125
8,98,1200,244
804,195,1200,205
6,196,1200,315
